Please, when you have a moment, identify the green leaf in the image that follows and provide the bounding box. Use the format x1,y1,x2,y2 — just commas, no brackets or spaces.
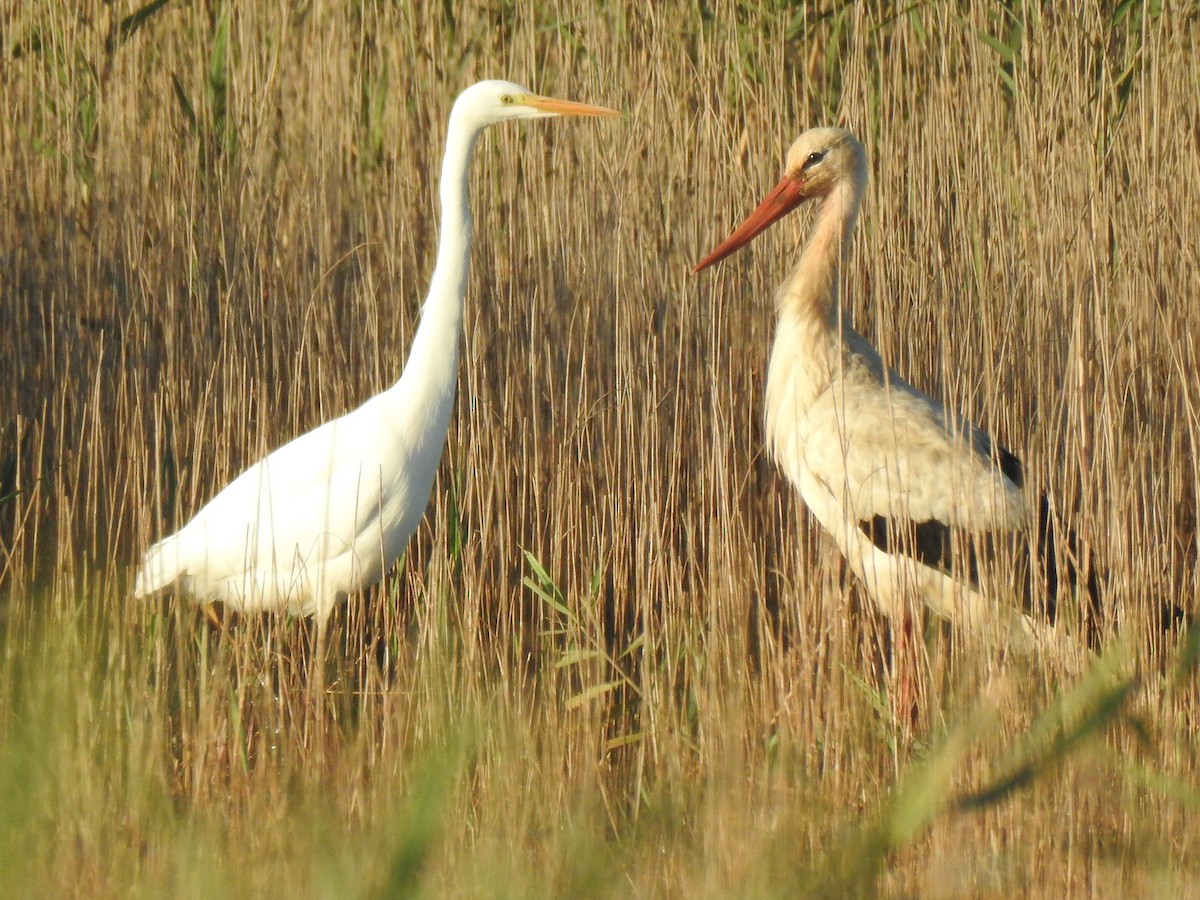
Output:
105,0,173,57
1123,760,1200,810
171,73,197,130
955,659,1138,811
521,548,553,587
975,29,1015,63
566,680,622,710
604,732,643,751
1171,617,1200,689
522,576,570,619
618,633,645,659
555,649,601,669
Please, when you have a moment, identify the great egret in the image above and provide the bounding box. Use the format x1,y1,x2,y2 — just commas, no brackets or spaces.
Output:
135,80,618,622
694,127,1100,644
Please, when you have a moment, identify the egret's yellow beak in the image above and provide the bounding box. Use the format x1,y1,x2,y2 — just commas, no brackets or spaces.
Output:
520,95,621,118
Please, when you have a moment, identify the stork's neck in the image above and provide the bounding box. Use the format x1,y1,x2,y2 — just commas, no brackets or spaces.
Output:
764,176,864,429
776,178,861,331
386,106,481,402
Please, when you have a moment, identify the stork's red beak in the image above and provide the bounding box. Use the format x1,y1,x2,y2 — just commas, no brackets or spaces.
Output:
693,175,812,272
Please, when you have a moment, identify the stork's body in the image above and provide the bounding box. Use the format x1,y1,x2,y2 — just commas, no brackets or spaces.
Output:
697,128,1092,637
134,81,617,622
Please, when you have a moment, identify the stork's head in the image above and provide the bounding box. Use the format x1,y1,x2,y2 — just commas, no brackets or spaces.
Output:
454,80,620,128
780,127,867,200
694,127,867,272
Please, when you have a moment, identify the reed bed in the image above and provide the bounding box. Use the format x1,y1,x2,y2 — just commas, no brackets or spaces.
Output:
2,1,1199,895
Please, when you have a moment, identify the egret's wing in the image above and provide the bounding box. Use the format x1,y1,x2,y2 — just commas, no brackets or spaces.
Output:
137,408,390,602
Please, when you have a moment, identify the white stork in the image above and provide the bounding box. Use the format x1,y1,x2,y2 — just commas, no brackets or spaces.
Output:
694,127,1102,648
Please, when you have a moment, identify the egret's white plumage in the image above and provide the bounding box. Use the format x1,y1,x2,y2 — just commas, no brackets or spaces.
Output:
135,80,618,621
695,127,1098,639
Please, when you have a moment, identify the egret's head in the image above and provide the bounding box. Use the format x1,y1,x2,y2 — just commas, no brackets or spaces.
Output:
456,79,620,127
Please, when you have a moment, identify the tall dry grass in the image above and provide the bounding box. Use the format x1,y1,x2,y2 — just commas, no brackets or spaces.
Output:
2,1,1199,895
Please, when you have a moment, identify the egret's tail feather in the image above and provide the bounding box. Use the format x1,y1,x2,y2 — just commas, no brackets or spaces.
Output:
133,537,182,598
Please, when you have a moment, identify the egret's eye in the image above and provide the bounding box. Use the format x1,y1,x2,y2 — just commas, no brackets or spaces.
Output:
500,94,514,105
802,150,826,170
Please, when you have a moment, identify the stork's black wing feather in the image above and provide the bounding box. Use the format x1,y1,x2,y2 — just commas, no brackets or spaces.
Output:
857,442,1103,645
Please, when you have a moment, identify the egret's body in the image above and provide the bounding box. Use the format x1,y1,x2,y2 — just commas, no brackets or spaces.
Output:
135,80,617,621
696,128,1097,639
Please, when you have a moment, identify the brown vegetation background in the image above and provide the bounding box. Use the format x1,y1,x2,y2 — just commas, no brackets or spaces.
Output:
1,1,1199,895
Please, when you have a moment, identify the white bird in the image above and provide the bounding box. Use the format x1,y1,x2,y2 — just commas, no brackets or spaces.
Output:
135,80,618,623
694,127,1100,644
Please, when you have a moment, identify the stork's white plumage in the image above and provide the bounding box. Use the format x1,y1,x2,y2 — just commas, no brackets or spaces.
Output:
134,80,618,622
695,127,1098,641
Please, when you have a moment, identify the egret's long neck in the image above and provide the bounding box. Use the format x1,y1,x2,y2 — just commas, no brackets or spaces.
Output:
386,107,481,407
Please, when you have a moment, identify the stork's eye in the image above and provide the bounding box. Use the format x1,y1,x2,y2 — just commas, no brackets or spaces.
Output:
802,150,826,170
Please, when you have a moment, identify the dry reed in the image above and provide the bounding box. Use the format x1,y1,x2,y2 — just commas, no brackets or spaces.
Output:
1,1,1199,895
